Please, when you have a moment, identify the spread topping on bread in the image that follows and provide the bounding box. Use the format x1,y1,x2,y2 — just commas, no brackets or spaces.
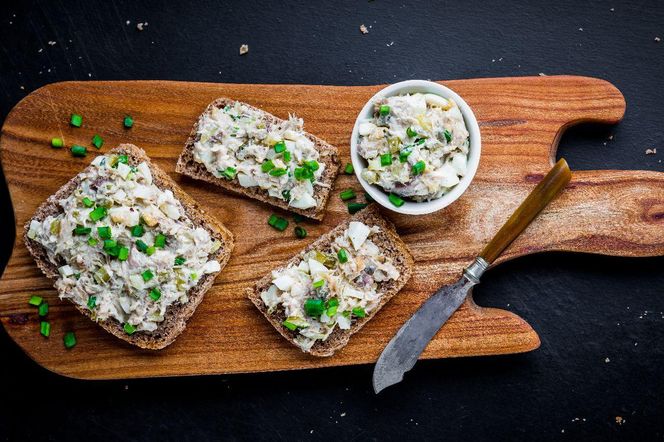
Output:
27,153,222,332
193,101,327,210
358,93,470,201
259,221,400,352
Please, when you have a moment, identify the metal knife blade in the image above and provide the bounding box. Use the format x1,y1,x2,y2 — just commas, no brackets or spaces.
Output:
372,274,477,394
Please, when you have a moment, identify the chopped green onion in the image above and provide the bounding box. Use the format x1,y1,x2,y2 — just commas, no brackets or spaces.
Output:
145,246,156,256
364,192,375,203
222,167,237,180
337,248,348,263
131,224,144,237
87,237,98,246
123,323,136,335
141,269,154,282
312,279,325,288
352,307,367,318
268,214,288,231
38,302,49,317
269,168,287,177
294,226,307,239
89,206,107,221
268,214,279,227
87,296,97,309
416,138,426,145
91,134,104,149
406,127,418,138
154,233,167,248
135,239,149,252
412,160,426,176
261,160,275,173
304,298,325,317
28,295,43,306
111,154,128,168
63,331,77,349
283,151,291,162
104,242,120,257
339,189,356,201
70,114,82,127
274,141,286,153
73,225,92,235
282,320,298,331
293,167,313,181
347,202,367,214
97,226,112,239
149,288,161,301
293,214,304,224
174,256,186,266
304,160,319,171
123,115,134,128
326,298,339,316
40,321,51,337
282,190,291,201
82,197,94,208
444,129,452,142
51,137,64,148
399,147,413,163
71,145,87,157
389,193,405,207
380,153,392,166
379,104,390,116
118,246,129,261
344,163,354,174
190,272,198,280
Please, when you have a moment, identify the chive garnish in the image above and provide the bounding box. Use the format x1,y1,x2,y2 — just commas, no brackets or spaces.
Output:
294,226,307,239
304,299,325,317
82,197,94,208
70,114,82,127
222,167,237,180
293,167,313,181
352,307,367,318
444,129,452,142
149,288,161,301
406,127,418,138
118,246,129,261
131,224,144,237
71,145,87,157
123,323,136,335
38,302,49,317
145,246,156,256
274,141,286,153
304,160,320,171
123,115,134,128
73,225,92,235
380,153,392,166
312,279,324,288
268,214,278,227
91,134,104,149
293,214,304,224
97,226,112,239
283,151,291,162
87,296,97,309
388,193,405,207
135,239,149,252
63,331,77,349
40,321,51,337
89,206,107,221
269,168,287,177
344,163,354,174
337,248,348,263
282,320,298,331
379,104,390,116
268,214,288,232
412,160,426,176
174,256,186,266
339,189,356,201
154,233,167,248
261,160,275,173
141,269,154,282
347,202,367,214
51,137,64,148
28,295,43,306
399,147,412,163
87,237,98,246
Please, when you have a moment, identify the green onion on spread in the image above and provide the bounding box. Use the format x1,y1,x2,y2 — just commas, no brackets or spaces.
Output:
73,225,92,235
135,239,149,252
174,256,186,266
444,129,452,142
104,240,120,257
337,248,348,263
379,104,390,116
71,145,87,157
399,147,412,163
269,168,287,177
380,153,392,166
412,160,426,176
294,226,307,239
123,115,134,128
261,160,275,173
123,323,136,335
406,127,418,138
118,246,129,261
222,167,237,180
304,160,319,171
111,154,128,168
326,298,339,316
154,233,167,248
388,193,405,207
51,137,64,148
91,134,104,149
97,226,112,239
87,238,98,246
304,298,325,317
38,302,49,317
347,202,367,214
352,307,367,318
344,163,354,174
294,167,313,181
40,321,51,337
282,190,291,201
339,189,356,201
282,320,298,331
28,295,43,306
283,151,291,162
141,269,154,282
274,141,286,153
89,206,107,221
63,331,77,349
149,288,161,301
146,246,156,256
87,296,97,309
70,114,82,127
131,224,144,237
82,197,94,208
312,279,325,288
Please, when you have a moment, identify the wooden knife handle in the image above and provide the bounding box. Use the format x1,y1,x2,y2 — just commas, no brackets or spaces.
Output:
479,158,572,264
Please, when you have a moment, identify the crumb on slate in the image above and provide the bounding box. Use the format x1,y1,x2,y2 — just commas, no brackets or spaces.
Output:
48,40,56,46
615,416,625,425
539,72,547,76
136,22,148,31
360,24,369,34
239,44,249,55
645,148,657,155
605,357,610,363
655,37,661,42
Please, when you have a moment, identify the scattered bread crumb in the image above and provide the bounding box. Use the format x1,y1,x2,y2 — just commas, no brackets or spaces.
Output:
538,72,547,76
608,135,614,140
610,7,615,11
126,20,130,25
605,357,610,363
615,416,625,425
360,24,369,34
340,412,346,417
239,44,249,55
645,148,657,155
48,40,56,46
656,37,661,42
136,22,148,31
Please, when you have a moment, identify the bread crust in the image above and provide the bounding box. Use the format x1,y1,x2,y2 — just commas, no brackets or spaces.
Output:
247,205,414,357
23,144,234,350
175,98,340,220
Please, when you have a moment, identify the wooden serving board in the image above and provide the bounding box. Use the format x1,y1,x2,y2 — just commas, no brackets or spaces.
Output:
1,76,662,380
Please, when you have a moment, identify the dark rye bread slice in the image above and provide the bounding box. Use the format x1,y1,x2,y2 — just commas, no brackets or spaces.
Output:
23,144,234,350
247,205,414,357
175,98,340,220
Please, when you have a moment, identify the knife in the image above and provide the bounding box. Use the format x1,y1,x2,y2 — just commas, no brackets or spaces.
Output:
373,158,572,393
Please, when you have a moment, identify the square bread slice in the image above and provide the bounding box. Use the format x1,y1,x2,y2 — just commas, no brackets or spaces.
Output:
175,98,340,220
248,205,414,357
24,144,234,350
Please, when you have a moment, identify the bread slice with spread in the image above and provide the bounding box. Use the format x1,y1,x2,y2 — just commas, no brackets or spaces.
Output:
24,144,234,350
176,98,340,220
248,205,414,356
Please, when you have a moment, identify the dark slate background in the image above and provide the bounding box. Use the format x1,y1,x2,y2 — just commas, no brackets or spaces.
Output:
1,0,663,440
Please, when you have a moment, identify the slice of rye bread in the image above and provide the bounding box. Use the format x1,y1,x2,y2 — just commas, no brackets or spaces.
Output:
175,98,340,220
23,144,234,350
247,205,414,357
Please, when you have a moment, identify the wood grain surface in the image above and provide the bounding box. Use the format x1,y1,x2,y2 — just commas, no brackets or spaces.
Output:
0,76,659,381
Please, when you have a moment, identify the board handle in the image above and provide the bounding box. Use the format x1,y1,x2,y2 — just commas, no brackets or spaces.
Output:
480,159,572,264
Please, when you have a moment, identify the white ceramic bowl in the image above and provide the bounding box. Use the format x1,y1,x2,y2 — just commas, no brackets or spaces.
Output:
350,80,481,215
